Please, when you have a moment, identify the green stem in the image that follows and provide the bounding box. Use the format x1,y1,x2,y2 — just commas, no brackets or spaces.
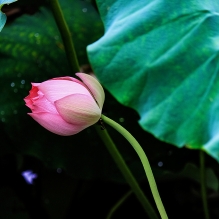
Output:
200,150,210,219
48,0,80,73
106,190,132,219
95,125,159,219
101,114,168,219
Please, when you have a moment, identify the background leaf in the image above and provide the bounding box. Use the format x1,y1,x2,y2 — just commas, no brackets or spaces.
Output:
87,0,219,161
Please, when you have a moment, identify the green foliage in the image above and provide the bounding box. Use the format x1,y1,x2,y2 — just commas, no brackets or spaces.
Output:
0,0,17,31
87,0,219,161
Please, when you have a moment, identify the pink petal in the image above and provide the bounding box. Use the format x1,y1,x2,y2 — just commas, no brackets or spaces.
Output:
24,85,39,109
30,94,58,114
24,97,32,109
54,94,101,127
50,76,83,84
76,73,105,110
29,112,86,136
38,79,91,103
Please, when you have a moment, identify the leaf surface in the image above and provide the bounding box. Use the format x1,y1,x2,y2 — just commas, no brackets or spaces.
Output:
87,0,219,161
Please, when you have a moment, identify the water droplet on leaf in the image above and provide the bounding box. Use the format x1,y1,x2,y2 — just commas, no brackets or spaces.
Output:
10,82,15,87
82,8,87,12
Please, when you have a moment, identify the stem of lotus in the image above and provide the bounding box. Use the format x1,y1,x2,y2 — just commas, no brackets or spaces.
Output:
105,190,132,219
200,150,210,219
48,0,80,73
100,114,168,219
95,124,159,219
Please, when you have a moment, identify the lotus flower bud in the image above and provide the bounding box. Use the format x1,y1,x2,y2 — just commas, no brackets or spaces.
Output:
24,73,105,136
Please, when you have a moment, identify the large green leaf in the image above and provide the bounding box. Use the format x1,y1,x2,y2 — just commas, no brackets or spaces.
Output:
0,0,17,31
87,0,219,161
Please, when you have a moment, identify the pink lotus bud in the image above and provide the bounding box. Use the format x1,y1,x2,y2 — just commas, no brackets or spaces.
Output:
24,73,105,136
